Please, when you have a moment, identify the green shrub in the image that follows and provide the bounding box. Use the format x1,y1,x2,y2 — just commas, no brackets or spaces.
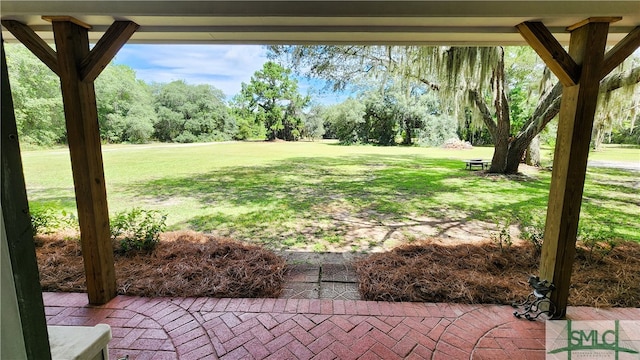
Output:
110,208,167,253
520,216,545,256
491,217,513,253
174,131,198,143
30,205,57,235
30,204,78,235
578,224,617,263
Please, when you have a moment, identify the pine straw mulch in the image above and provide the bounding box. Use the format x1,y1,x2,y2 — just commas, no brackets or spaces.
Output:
35,230,286,298
35,230,640,307
353,239,640,308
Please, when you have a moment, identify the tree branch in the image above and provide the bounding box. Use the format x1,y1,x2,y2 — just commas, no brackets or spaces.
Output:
469,89,498,140
516,82,563,142
417,78,440,91
601,66,640,93
513,65,639,146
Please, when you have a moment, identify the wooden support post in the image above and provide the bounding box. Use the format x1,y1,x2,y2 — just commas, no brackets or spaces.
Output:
3,17,137,305
50,19,118,304
541,21,610,318
1,39,52,359
518,17,634,318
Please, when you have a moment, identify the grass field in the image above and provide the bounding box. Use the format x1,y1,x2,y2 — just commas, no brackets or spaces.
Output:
21,141,640,251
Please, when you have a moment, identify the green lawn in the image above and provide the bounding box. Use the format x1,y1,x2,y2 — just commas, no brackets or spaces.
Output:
21,141,640,251
540,144,640,164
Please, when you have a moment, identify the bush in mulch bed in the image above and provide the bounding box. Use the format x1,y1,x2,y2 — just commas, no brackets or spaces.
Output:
353,239,640,308
36,230,286,298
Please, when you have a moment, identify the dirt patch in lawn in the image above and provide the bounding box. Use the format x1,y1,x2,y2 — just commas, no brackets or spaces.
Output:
353,239,640,308
36,230,286,298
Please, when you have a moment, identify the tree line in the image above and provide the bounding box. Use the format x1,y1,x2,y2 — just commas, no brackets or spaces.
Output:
7,44,233,146
6,43,639,174
269,45,640,173
6,43,458,148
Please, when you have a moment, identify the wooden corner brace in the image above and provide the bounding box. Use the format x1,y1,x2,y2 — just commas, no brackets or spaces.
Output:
517,18,640,85
1,18,139,82
516,21,580,87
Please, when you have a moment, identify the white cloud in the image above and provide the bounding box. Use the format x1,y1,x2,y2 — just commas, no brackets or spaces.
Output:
113,44,350,105
114,44,268,97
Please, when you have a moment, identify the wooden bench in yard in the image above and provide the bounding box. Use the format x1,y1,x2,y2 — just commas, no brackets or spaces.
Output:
465,159,491,170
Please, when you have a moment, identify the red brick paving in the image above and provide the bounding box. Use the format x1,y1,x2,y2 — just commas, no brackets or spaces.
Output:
43,292,640,359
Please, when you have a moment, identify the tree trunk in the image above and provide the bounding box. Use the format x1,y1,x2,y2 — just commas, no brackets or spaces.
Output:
490,130,509,172
468,89,505,170
402,119,413,145
503,83,562,173
525,135,541,166
488,47,510,173
591,121,607,150
503,140,525,173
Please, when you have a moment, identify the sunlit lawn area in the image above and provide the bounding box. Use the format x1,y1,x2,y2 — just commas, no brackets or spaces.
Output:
21,141,639,251
586,144,640,162
538,144,640,165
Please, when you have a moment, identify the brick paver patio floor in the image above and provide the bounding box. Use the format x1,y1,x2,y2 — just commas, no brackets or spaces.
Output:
43,292,640,359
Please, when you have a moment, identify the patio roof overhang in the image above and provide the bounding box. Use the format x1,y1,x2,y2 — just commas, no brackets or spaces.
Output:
2,2,640,358
2,0,640,45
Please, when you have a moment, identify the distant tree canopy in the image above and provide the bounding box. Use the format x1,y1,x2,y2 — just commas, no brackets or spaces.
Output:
301,104,327,141
152,80,235,143
318,84,455,146
5,44,65,146
236,61,310,141
96,64,157,143
7,42,638,153
269,45,640,173
6,44,319,145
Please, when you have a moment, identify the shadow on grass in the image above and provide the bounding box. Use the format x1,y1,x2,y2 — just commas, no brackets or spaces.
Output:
128,155,460,213
30,153,639,247
580,167,640,240
123,155,564,248
26,187,77,213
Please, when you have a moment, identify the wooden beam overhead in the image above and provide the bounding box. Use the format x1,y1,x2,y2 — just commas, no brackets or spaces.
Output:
566,17,622,32
516,21,580,87
0,20,59,76
42,15,92,29
80,21,139,82
601,26,640,79
2,1,638,45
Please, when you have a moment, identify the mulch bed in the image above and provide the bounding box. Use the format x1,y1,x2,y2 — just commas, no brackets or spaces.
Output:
353,240,640,307
36,230,640,307
35,231,286,298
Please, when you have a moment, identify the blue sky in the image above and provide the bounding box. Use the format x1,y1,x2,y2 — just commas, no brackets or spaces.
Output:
113,44,348,105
